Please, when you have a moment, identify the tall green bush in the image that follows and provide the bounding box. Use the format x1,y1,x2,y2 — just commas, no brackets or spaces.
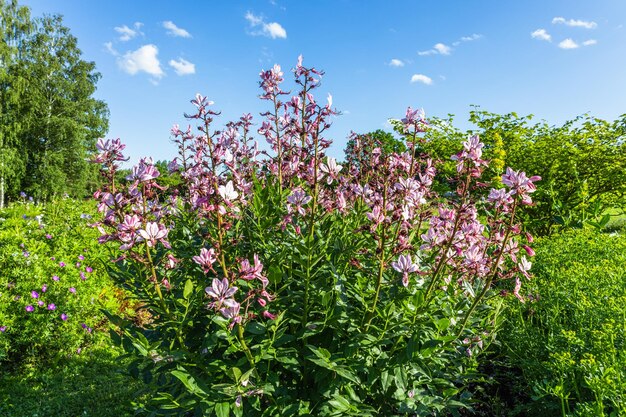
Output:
495,229,626,416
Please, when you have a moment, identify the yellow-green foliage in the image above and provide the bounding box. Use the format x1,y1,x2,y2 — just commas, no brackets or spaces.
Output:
499,229,626,416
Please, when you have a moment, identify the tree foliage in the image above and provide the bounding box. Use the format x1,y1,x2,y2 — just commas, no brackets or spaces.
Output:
0,0,108,206
410,108,626,235
344,129,406,174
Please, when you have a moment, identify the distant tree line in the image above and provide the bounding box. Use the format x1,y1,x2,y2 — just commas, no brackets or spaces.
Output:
0,0,108,207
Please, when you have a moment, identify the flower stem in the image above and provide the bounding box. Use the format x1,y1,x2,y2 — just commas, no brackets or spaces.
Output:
237,323,255,368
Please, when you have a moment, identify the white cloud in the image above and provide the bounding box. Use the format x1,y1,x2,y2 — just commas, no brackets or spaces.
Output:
558,38,579,49
389,58,404,67
531,28,552,41
163,21,192,38
461,33,482,42
419,42,451,56
410,74,433,85
245,12,287,39
117,44,164,78
265,22,287,39
114,22,143,41
583,39,597,46
552,17,597,29
104,42,118,56
169,58,196,75
434,43,451,55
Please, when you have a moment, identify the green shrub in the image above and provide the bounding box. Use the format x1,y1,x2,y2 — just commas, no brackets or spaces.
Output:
409,110,626,236
0,198,125,365
495,229,626,416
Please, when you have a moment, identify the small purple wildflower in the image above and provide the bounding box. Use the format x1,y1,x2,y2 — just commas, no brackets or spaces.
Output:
31,291,39,299
80,272,86,281
52,275,60,281
25,305,34,312
47,304,56,310
41,284,48,293
59,262,66,267
78,255,85,261
85,266,93,273
45,234,52,239
61,313,67,321
0,326,6,332
37,300,44,307
69,287,76,294
23,251,30,257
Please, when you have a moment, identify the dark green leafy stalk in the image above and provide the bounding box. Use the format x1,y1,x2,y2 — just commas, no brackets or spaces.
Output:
457,202,518,337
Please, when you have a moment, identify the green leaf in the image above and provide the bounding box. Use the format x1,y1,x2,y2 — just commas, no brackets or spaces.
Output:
328,395,351,413
380,370,391,391
215,402,230,417
394,367,407,392
183,278,194,299
171,370,207,396
434,318,450,332
245,321,266,335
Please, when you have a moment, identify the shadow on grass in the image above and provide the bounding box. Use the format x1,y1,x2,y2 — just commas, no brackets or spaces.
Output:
0,345,145,417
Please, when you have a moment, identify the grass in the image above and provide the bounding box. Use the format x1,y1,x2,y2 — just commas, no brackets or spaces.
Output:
0,342,145,417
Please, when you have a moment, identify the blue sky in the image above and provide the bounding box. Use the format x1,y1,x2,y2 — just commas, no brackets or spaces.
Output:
21,0,626,164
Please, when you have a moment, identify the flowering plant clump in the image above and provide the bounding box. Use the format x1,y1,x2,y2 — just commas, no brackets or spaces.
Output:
0,198,122,363
93,57,539,416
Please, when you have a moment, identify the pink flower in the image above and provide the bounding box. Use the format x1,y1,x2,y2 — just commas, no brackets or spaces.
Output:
287,188,312,216
488,188,514,210
205,278,238,304
138,222,170,248
401,107,427,132
501,168,541,205
239,254,268,287
367,205,385,228
25,305,34,312
218,181,239,202
126,157,160,182
319,157,343,184
513,277,524,303
518,256,532,279
193,248,217,273
219,301,241,321
391,254,420,287
263,310,277,320
165,254,179,270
